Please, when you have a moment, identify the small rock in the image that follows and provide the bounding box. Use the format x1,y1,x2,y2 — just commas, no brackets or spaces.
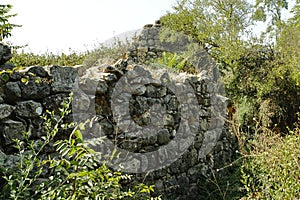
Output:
50,66,77,93
143,24,153,28
157,128,170,145
0,120,26,145
15,100,43,118
133,85,146,95
0,104,14,120
4,82,21,103
28,66,49,77
146,85,157,97
21,78,51,99
164,114,175,126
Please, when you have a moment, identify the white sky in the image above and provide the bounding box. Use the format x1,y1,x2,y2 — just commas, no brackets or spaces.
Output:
2,0,177,54
1,0,295,54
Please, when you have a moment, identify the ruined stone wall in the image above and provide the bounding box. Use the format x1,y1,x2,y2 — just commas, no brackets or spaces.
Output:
127,20,199,68
0,63,235,199
127,21,163,64
0,22,236,199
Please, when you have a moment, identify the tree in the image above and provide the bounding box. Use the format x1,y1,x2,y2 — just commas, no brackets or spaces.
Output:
0,4,20,41
277,0,300,87
160,0,252,72
252,0,289,42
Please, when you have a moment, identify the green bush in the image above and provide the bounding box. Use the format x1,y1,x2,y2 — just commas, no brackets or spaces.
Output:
0,94,159,200
241,122,300,199
227,45,300,132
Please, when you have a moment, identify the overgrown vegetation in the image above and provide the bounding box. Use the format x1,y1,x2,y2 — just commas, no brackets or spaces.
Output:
0,94,158,200
154,52,196,73
240,121,300,199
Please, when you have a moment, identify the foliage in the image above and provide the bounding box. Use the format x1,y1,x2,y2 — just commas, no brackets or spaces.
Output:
252,0,289,42
160,0,252,71
277,7,300,87
240,121,300,199
0,4,20,41
10,50,86,67
0,94,158,200
227,43,299,131
153,51,195,73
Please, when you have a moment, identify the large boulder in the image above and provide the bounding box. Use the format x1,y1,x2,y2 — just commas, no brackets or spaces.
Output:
0,43,12,65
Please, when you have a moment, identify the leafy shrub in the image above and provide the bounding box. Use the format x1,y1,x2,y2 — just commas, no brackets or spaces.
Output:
241,120,300,199
0,94,159,200
226,45,300,133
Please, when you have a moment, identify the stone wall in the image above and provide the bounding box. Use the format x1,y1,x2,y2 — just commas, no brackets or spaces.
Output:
0,22,236,199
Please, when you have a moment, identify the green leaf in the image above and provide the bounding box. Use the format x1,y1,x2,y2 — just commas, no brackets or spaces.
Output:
74,130,83,141
78,122,85,130
21,77,28,83
1,73,9,81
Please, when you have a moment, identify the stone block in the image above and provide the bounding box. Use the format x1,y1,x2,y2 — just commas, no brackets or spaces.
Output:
0,120,26,145
15,100,43,118
0,104,14,120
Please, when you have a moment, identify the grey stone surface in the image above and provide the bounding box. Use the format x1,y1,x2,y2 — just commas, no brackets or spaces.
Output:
79,77,108,94
21,79,51,99
0,104,14,120
4,81,21,103
0,120,26,145
50,66,77,93
157,129,170,145
15,100,43,118
72,91,90,112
